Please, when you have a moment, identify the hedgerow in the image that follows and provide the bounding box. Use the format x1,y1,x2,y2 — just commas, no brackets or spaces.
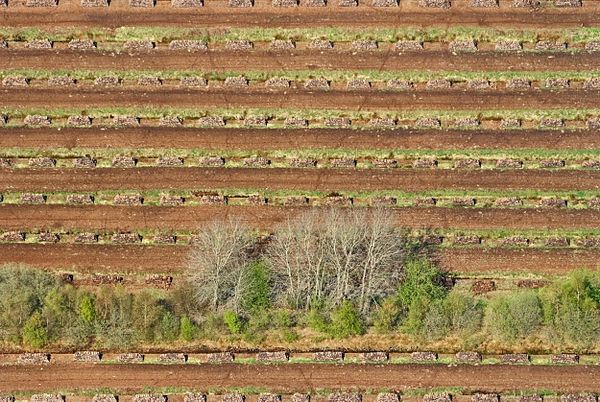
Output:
0,212,599,351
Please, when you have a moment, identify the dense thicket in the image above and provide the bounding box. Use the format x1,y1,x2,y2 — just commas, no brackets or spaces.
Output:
1,210,599,350
187,209,406,316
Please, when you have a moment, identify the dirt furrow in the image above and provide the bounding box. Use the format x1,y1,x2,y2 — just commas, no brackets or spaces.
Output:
1,243,599,274
2,50,599,72
1,127,599,150
1,88,598,111
439,248,600,274
1,363,600,393
1,7,599,28
0,168,598,192
0,205,599,231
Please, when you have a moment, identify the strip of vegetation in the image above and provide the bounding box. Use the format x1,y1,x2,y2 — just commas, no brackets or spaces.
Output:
1,26,600,43
3,187,600,211
5,226,600,248
2,69,600,82
9,386,268,399
2,209,599,353
3,146,600,161
7,386,512,399
2,106,600,123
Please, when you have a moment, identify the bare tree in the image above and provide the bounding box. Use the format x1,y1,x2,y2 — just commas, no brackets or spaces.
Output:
355,208,403,314
268,208,404,314
186,218,254,313
322,208,366,305
267,209,327,310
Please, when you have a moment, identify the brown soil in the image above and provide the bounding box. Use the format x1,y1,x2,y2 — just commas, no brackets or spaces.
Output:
2,243,600,274
0,168,599,192
1,362,600,393
0,205,599,231
2,50,599,72
1,128,599,151
439,248,600,274
1,88,598,111
1,4,599,28
0,244,182,273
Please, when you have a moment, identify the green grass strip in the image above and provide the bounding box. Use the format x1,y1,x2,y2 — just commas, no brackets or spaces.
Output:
2,147,600,160
3,188,600,207
1,69,600,82
2,107,600,121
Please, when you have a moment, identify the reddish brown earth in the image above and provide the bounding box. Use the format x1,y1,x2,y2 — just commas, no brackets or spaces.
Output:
2,88,598,110
0,243,189,274
0,168,599,192
1,363,600,393
2,50,598,72
2,3,600,28
0,205,599,231
2,243,599,274
0,244,183,273
1,128,599,150
439,248,600,274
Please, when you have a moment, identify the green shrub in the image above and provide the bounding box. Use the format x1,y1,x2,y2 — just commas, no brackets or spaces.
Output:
78,294,96,324
444,291,484,335
552,300,600,347
403,297,430,335
306,306,329,333
421,300,450,341
272,309,295,328
396,258,448,335
540,269,600,347
328,300,365,339
242,330,266,344
397,258,448,309
22,312,48,348
131,291,162,343
62,318,92,348
0,267,59,342
170,282,200,318
199,313,226,340
372,297,401,333
242,260,272,315
223,310,244,335
93,287,136,348
407,290,483,341
158,310,180,341
246,310,272,333
42,288,75,342
485,290,542,342
179,315,197,341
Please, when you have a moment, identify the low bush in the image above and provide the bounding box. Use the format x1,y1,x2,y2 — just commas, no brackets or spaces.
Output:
328,300,365,339
540,269,600,347
22,312,48,348
179,315,197,341
485,291,542,342
223,310,244,335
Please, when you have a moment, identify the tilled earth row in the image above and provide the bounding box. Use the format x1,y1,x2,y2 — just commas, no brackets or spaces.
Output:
2,88,600,110
0,127,597,150
2,363,600,393
0,168,598,191
2,243,599,274
0,205,598,231
2,4,600,28
2,51,600,71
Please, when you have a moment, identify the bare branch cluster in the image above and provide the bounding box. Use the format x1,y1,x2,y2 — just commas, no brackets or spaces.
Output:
186,209,405,315
267,208,404,313
186,218,254,312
